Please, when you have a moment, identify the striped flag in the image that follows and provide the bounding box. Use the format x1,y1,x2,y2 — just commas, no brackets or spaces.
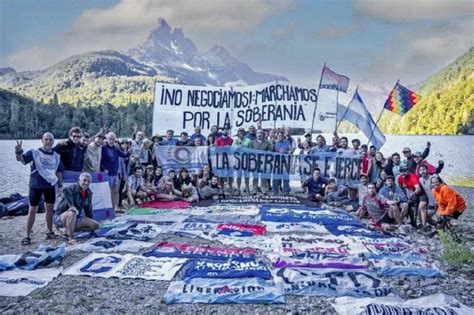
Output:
320,65,350,93
384,82,421,116
62,171,115,221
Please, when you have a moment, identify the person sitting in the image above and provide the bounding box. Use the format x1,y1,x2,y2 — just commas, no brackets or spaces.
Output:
53,173,100,245
325,179,350,207
302,168,327,203
176,168,199,202
347,173,368,214
152,166,164,188
197,164,213,188
144,165,155,189
379,175,409,221
375,169,388,192
126,166,151,206
199,175,224,200
431,175,466,229
362,183,402,229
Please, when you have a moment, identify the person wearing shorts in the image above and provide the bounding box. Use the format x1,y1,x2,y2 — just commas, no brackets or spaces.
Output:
54,173,99,245
431,175,466,229
15,132,63,245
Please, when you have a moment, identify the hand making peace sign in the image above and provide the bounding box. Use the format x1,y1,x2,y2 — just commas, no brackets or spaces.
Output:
15,140,23,155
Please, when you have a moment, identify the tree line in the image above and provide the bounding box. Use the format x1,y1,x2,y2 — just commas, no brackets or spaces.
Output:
0,90,153,139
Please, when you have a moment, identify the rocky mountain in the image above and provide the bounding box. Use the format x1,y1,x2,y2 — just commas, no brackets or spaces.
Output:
378,47,474,135
127,18,287,86
0,18,286,105
0,67,16,76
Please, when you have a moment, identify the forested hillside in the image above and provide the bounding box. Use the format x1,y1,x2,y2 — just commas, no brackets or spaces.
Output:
379,47,474,135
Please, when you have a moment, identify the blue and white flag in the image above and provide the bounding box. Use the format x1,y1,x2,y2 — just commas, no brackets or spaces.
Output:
154,145,208,175
320,65,350,93
365,253,443,277
164,278,285,304
337,91,386,149
62,171,114,221
183,260,271,279
0,244,65,272
260,206,363,226
0,268,63,297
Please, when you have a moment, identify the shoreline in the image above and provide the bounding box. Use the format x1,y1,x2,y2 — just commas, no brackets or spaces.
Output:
0,188,473,313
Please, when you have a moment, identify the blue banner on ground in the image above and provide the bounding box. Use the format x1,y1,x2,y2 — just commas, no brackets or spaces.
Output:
260,206,362,226
365,253,443,277
0,244,65,272
210,146,362,184
164,278,285,304
324,224,390,238
183,260,271,279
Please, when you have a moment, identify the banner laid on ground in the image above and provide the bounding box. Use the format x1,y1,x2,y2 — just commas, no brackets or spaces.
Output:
63,253,186,281
220,195,301,205
62,171,114,221
96,222,163,241
183,260,271,279
154,145,208,175
272,268,392,297
365,253,442,277
0,268,62,297
143,242,257,261
70,238,154,253
0,244,65,272
153,81,320,136
215,235,279,253
260,206,363,227
332,294,474,315
210,147,362,184
164,278,285,304
269,254,367,270
275,234,368,255
264,222,330,234
323,224,390,239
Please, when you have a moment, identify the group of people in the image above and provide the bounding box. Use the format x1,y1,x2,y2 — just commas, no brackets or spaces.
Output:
15,123,467,245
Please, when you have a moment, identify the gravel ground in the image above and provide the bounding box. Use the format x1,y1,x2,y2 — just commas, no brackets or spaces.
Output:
0,187,473,314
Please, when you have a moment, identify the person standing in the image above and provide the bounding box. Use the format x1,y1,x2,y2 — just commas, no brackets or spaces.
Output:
83,134,105,173
233,127,252,194
15,133,63,245
250,129,273,194
215,126,234,193
101,132,130,211
273,130,291,194
53,126,85,171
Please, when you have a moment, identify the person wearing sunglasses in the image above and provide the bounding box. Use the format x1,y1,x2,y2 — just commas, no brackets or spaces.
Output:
53,126,86,172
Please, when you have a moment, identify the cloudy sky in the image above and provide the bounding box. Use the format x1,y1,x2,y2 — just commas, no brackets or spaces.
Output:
1,0,473,87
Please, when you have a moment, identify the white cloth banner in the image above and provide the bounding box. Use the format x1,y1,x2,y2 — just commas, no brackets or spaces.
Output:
69,238,154,253
153,81,320,135
275,234,368,255
63,253,186,281
0,268,62,297
154,145,208,175
216,235,279,253
264,222,330,234
332,294,474,315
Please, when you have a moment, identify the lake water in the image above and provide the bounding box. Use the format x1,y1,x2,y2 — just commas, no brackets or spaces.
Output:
1,134,473,196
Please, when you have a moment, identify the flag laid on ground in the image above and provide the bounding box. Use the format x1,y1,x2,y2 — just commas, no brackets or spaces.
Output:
62,171,114,221
0,244,65,271
383,82,421,116
0,268,62,297
337,90,386,149
320,65,350,93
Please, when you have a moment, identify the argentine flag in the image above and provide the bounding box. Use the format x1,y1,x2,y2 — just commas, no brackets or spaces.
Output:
62,171,115,221
337,90,386,149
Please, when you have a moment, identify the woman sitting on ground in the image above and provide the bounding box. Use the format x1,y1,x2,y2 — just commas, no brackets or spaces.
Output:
176,167,199,203
197,164,213,188
144,165,155,189
152,166,163,188
199,175,224,200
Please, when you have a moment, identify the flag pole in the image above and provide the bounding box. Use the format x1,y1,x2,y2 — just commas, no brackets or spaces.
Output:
273,79,278,130
334,90,340,133
335,86,358,132
310,63,326,134
367,79,399,146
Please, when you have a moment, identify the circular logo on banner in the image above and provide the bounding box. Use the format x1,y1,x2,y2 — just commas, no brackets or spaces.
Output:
319,114,325,121
167,147,192,164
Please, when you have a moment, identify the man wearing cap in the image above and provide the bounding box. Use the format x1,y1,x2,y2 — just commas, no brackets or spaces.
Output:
233,128,252,194
83,133,105,173
297,132,315,150
403,142,430,174
177,131,192,146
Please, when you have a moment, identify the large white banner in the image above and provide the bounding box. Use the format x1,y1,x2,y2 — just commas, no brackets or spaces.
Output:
63,253,186,281
0,268,62,297
153,81,323,135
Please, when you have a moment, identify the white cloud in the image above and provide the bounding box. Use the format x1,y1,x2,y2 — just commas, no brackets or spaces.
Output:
354,0,473,22
7,0,296,70
368,19,474,85
313,25,361,39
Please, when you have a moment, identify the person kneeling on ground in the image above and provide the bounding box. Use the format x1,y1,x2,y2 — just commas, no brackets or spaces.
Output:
362,183,403,230
302,167,327,203
54,173,99,245
431,175,466,230
199,175,225,200
325,179,350,207
379,175,410,221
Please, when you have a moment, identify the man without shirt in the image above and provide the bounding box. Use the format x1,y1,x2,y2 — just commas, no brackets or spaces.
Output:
15,132,63,245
